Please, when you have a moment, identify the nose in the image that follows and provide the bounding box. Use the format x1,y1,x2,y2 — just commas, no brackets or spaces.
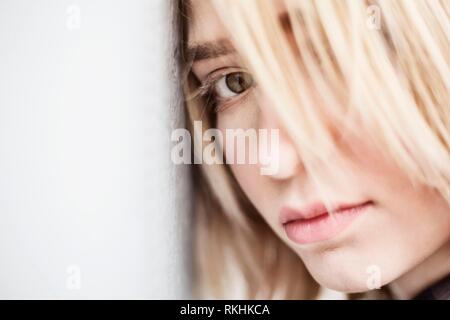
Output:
257,101,304,180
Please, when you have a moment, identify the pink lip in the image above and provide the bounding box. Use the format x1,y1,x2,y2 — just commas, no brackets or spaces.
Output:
280,201,374,244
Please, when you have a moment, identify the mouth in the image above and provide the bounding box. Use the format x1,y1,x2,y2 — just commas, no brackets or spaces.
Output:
280,200,374,245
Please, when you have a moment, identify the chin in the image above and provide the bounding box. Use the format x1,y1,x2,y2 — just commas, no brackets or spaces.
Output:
299,245,401,294
311,270,386,294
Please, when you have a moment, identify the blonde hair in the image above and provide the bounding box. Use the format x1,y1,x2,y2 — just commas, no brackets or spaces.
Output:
178,0,450,299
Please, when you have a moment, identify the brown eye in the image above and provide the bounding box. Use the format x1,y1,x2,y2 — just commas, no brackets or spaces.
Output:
214,71,254,98
225,72,253,94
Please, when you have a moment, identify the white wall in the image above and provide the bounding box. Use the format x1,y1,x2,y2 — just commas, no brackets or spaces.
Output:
0,0,191,299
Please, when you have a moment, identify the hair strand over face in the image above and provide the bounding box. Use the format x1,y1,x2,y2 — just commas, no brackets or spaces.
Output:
179,0,450,299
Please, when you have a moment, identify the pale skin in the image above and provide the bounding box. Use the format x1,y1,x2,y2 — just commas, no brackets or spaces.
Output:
188,0,450,298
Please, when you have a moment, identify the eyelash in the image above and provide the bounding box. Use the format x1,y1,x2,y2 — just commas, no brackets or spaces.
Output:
198,68,254,113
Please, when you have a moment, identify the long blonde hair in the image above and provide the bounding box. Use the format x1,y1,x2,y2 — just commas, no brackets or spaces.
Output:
178,0,450,299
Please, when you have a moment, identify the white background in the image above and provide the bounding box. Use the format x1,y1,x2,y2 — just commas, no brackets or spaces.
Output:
0,0,191,298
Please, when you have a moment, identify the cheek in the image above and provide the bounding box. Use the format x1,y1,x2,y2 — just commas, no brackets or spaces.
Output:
228,162,286,234
229,164,262,200
216,104,283,227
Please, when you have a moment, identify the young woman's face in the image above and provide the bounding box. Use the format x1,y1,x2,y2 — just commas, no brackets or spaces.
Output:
188,0,450,293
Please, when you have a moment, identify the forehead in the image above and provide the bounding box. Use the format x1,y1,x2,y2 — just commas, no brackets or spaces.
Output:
188,0,286,45
187,0,226,45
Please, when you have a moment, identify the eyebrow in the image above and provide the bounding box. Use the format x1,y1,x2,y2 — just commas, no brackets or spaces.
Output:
186,11,293,63
186,39,236,62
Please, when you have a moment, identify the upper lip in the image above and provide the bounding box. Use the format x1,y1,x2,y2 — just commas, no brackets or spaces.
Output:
279,200,373,225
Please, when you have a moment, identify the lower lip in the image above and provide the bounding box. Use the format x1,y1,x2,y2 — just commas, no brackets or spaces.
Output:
282,202,373,245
